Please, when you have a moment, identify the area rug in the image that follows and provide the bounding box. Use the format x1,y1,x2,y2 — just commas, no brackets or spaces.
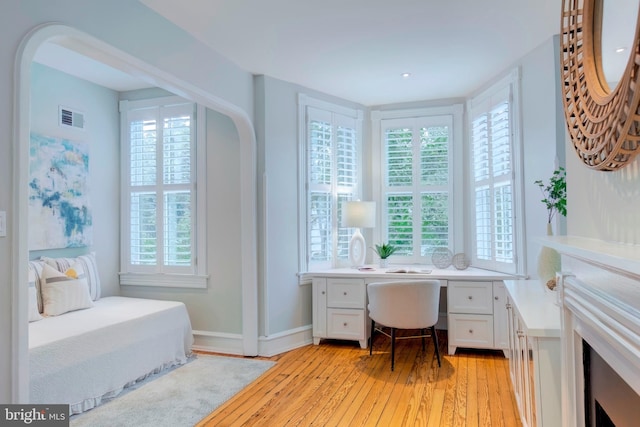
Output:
70,354,275,427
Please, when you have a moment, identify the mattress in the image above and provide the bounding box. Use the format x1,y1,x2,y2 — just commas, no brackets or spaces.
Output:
29,296,194,414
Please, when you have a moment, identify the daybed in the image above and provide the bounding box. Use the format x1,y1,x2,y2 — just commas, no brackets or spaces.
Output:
27,254,194,414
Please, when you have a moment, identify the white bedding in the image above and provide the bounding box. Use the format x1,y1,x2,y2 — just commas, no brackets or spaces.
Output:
29,296,194,414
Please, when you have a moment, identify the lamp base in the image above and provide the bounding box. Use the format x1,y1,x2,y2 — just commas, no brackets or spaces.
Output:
349,229,366,267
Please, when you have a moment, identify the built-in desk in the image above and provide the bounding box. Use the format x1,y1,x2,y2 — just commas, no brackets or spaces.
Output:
306,266,513,354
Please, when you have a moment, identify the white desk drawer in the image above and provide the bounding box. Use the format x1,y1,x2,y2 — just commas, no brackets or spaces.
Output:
327,278,365,309
448,281,493,314
327,308,365,340
448,313,494,348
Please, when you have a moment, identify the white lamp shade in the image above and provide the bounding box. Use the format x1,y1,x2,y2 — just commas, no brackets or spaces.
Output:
342,201,376,228
342,201,376,267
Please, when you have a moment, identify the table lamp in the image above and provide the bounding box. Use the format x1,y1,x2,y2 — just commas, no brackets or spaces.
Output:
342,201,376,268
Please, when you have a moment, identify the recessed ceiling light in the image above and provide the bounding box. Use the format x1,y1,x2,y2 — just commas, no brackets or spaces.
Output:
401,72,411,78
616,47,626,53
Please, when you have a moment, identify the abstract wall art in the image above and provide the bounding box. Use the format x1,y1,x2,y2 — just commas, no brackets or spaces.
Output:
29,132,92,250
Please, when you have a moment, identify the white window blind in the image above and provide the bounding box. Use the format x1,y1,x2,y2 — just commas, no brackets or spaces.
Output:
469,75,520,274
381,117,452,262
301,98,362,270
120,96,207,287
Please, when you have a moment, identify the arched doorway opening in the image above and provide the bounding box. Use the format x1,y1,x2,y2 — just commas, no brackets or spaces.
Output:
11,23,258,402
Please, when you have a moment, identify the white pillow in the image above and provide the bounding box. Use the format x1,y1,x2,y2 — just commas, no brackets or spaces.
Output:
27,267,43,322
41,263,94,316
41,252,101,301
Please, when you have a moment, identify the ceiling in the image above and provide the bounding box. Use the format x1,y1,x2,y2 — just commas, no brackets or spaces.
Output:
32,1,636,106
139,0,562,105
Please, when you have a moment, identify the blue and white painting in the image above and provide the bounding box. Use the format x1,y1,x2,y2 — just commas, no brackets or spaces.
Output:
29,132,92,250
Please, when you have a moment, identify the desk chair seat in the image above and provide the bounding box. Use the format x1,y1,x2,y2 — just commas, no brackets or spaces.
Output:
367,280,442,371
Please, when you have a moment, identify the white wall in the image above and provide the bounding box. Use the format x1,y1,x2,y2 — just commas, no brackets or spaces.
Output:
29,63,121,296
518,36,566,278
566,141,640,242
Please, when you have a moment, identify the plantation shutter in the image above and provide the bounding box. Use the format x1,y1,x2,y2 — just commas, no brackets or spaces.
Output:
306,106,359,267
471,86,515,268
382,117,452,262
126,101,195,273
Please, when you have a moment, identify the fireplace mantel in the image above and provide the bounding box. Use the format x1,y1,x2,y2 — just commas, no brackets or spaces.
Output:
542,235,640,427
540,235,640,279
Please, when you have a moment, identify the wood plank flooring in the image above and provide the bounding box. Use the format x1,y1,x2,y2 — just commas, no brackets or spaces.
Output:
196,330,522,427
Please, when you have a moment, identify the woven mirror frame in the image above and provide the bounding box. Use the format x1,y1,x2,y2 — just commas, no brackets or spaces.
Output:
561,0,640,170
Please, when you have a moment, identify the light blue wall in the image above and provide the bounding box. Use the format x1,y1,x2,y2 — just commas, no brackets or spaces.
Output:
29,63,121,295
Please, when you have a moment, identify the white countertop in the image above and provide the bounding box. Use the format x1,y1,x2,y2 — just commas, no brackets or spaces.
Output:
504,279,561,338
306,265,514,281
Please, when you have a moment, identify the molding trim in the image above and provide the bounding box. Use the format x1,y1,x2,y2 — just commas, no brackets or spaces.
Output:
193,326,313,358
192,330,245,356
258,325,313,357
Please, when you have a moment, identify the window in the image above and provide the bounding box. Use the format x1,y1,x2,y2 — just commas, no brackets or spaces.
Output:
299,95,362,270
120,96,207,287
377,113,456,263
468,70,523,274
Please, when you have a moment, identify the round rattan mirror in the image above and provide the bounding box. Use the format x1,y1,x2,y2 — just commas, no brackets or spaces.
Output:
561,0,640,170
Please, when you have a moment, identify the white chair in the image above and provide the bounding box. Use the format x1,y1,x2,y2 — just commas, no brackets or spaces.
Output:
367,280,442,371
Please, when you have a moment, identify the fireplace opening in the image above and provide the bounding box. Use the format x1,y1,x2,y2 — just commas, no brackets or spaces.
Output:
583,340,640,427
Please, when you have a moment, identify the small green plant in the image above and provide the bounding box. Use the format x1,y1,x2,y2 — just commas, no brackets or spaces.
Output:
373,243,398,259
534,167,567,223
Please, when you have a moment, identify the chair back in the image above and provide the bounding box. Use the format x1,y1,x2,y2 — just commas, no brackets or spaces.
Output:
367,280,441,329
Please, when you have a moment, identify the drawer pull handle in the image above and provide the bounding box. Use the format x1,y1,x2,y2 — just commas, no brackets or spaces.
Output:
343,322,348,327
468,296,473,300
322,291,325,295
344,292,347,296
495,296,499,300
468,329,474,334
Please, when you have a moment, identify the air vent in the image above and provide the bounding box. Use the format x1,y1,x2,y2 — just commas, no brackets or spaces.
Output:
59,106,85,130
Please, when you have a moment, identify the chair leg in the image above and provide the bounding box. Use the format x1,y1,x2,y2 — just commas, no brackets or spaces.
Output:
431,326,441,367
391,327,396,371
370,319,375,355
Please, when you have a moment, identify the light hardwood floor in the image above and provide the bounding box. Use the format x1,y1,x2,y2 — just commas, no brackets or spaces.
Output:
196,330,522,427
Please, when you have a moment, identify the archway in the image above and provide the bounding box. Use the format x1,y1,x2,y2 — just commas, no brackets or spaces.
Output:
11,23,258,402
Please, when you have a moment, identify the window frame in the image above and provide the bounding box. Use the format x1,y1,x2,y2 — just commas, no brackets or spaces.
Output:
119,95,208,288
371,105,464,264
298,94,363,272
467,69,525,275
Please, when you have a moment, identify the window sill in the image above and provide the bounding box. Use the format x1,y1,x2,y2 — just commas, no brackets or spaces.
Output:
119,272,208,289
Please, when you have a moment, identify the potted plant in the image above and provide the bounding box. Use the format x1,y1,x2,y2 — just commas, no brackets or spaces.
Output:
534,166,567,231
534,167,567,286
373,243,397,268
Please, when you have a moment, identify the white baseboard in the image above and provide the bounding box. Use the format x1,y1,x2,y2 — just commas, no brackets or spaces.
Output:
192,326,313,357
191,330,244,355
258,325,313,357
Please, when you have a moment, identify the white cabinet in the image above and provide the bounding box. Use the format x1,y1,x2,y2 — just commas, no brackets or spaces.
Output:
312,277,368,349
493,281,509,350
447,280,508,355
504,280,561,427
